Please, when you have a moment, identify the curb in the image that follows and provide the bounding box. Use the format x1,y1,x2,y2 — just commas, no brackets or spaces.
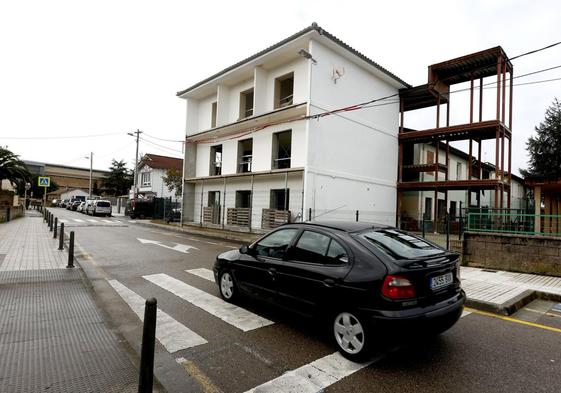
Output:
133,220,260,244
466,290,561,316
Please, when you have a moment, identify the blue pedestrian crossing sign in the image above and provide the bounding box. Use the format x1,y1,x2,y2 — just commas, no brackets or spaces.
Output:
38,176,50,187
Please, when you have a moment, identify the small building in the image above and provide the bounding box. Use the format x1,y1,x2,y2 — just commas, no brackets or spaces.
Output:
137,154,183,199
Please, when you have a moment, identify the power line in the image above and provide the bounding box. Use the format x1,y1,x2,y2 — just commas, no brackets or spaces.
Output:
139,137,183,154
510,41,561,61
143,132,184,143
1,131,123,140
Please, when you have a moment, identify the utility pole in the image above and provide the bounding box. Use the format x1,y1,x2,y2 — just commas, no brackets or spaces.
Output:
85,152,93,198
128,129,142,199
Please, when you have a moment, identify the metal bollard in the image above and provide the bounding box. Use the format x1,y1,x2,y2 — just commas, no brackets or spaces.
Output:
355,210,359,222
54,217,58,238
138,298,157,393
59,223,65,250
422,215,426,238
308,207,312,221
67,231,75,268
49,214,53,231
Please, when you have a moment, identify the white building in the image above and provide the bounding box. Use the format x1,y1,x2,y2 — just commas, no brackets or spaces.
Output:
137,154,183,199
177,23,409,231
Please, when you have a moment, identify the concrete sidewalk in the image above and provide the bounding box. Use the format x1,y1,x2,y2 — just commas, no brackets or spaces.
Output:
0,210,138,392
462,266,561,315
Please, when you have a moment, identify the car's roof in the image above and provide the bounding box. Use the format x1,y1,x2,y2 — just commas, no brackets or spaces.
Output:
287,221,392,233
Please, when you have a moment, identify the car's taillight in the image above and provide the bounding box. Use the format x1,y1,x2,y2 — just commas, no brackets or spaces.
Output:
381,275,416,299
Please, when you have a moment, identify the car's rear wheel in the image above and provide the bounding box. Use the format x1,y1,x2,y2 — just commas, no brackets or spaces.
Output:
219,270,237,302
333,311,371,361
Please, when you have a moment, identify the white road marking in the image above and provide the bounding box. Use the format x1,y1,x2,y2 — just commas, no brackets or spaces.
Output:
87,219,98,223
102,219,113,223
137,238,199,254
246,305,472,392
245,352,378,393
108,279,207,352
143,273,273,331
186,268,215,282
73,219,85,222
113,220,122,224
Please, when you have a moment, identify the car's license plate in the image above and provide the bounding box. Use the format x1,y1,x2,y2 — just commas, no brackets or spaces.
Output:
430,272,453,290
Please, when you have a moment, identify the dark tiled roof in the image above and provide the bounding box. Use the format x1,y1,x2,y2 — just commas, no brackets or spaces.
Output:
176,23,410,96
139,154,183,171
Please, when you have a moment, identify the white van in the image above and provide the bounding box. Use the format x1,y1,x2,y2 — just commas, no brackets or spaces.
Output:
92,200,112,217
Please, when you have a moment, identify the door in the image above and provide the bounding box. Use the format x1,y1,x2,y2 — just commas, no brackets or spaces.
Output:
277,230,351,315
208,191,221,224
233,228,299,302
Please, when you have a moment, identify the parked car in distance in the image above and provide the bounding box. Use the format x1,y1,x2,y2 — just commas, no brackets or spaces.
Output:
128,199,154,219
70,200,81,211
213,221,464,361
85,199,96,215
91,200,111,217
77,202,86,213
60,199,70,208
166,207,181,223
51,199,59,207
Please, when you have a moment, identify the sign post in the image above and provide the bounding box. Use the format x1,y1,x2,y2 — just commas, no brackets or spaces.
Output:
38,176,51,207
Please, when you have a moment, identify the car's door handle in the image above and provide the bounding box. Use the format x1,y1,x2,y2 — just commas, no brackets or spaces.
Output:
323,278,336,287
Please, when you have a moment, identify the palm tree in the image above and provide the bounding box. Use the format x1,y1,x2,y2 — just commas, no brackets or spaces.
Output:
0,147,31,190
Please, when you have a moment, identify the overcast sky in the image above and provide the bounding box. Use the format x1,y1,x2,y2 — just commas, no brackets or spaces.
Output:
1,0,560,176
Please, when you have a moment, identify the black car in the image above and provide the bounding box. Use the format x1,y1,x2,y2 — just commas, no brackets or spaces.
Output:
213,221,465,360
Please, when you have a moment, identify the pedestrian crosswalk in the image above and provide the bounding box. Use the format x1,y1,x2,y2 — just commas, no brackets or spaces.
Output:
58,218,127,227
108,280,207,352
109,268,472,393
143,273,274,331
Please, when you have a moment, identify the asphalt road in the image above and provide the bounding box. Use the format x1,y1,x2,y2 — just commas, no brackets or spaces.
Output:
53,207,561,393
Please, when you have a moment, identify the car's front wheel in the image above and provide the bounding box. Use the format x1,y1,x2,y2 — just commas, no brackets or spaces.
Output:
219,270,237,302
333,311,371,361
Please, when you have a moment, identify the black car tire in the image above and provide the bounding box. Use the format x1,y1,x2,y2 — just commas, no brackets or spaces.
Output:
333,311,372,361
218,270,238,302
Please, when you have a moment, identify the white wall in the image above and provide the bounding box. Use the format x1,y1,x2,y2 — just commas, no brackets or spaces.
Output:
305,39,400,223
137,167,178,199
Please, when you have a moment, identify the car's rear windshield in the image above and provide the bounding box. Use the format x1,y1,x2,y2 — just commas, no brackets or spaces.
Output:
355,229,443,260
97,202,110,207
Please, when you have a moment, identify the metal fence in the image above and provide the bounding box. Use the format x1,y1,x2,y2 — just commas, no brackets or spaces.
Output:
466,209,561,236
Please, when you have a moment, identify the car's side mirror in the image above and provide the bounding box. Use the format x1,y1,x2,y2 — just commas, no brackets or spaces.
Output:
239,245,249,255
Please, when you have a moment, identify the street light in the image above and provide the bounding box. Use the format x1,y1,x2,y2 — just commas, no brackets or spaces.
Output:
85,152,93,198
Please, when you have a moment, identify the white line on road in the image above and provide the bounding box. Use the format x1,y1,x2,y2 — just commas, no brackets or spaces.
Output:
186,268,215,282
108,279,208,352
87,219,98,223
102,219,113,223
245,352,378,393
245,305,472,392
73,219,85,222
143,273,273,332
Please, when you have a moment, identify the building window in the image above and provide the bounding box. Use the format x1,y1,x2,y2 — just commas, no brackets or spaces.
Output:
211,102,217,128
210,145,222,176
456,162,462,180
272,130,291,169
274,73,294,109
235,190,252,208
427,150,434,164
270,189,289,211
237,139,253,173
239,88,254,119
141,172,151,186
